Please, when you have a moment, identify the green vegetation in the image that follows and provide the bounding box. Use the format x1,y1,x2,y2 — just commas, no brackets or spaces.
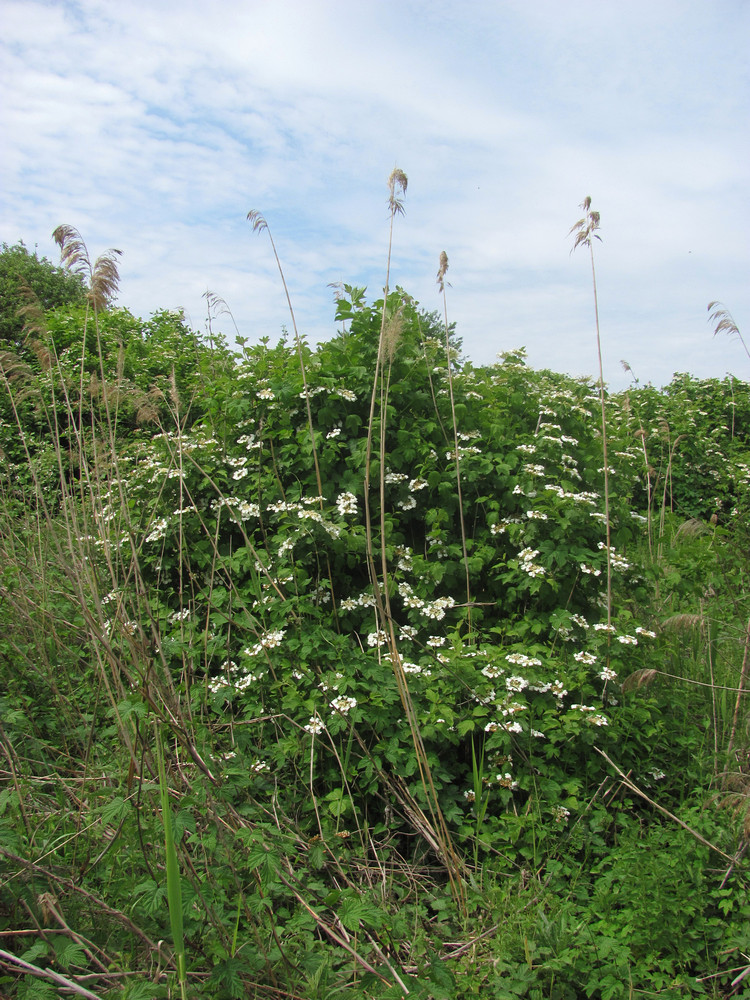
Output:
0,192,749,999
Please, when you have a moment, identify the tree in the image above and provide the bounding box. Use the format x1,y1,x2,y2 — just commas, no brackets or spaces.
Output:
0,242,86,350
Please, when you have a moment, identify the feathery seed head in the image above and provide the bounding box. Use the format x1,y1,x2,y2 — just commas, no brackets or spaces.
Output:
436,251,450,293
387,168,408,217
247,210,268,234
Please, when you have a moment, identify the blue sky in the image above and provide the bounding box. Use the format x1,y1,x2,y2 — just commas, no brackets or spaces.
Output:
1,0,748,389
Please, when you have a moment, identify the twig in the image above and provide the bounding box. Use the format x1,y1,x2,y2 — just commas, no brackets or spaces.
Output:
0,949,104,1000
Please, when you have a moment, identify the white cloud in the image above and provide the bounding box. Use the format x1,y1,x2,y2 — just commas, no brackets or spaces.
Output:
1,0,747,388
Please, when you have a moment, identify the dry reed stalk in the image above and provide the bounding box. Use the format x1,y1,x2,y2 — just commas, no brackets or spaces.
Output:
437,251,472,631
569,197,612,626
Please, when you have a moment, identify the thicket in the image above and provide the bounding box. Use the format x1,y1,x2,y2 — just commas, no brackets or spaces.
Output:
0,206,749,999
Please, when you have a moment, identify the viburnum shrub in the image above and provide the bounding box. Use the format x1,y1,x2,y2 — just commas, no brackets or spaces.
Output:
93,287,678,860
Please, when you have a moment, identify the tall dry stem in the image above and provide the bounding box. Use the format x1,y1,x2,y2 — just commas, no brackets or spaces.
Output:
569,197,612,625
437,251,471,631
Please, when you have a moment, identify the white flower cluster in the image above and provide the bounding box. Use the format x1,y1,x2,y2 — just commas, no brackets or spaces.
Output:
208,660,266,696
304,716,326,734
336,491,358,516
517,547,546,578
330,695,357,714
574,651,597,664
339,591,376,612
212,497,260,520
598,542,630,571
145,517,168,543
544,485,599,505
244,629,286,657
523,463,546,478
552,805,571,824
397,582,455,620
505,652,542,668
580,564,601,576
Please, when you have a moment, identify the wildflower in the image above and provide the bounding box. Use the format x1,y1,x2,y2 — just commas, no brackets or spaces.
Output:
505,653,542,668
244,629,286,656
426,635,445,647
398,496,417,510
648,768,666,781
409,478,428,492
399,624,418,640
330,695,357,714
366,630,388,647
402,661,423,674
463,789,476,802
482,664,504,679
505,675,529,693
552,805,570,824
635,627,656,638
257,388,275,400
326,427,342,439
580,564,601,576
589,714,608,726
574,651,597,664
526,510,548,520
336,388,356,401
145,517,169,543
304,717,326,734
571,614,589,628
599,666,618,681
497,773,519,789
250,760,270,773
336,491,358,516
617,634,638,645
593,623,617,633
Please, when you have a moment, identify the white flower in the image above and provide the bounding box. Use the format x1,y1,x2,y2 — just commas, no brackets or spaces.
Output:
304,717,326,734
574,651,597,664
599,667,618,681
326,427,342,439
257,388,275,400
635,627,656,638
330,695,357,714
336,491,358,516
580,564,602,576
505,675,529,693
617,634,638,645
552,805,570,824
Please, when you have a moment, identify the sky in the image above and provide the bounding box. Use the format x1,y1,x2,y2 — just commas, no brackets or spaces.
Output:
1,0,748,390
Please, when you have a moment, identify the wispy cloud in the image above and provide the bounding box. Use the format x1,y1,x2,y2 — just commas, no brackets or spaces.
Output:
2,0,748,387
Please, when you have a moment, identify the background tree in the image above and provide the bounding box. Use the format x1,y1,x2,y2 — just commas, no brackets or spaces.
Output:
0,241,85,350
